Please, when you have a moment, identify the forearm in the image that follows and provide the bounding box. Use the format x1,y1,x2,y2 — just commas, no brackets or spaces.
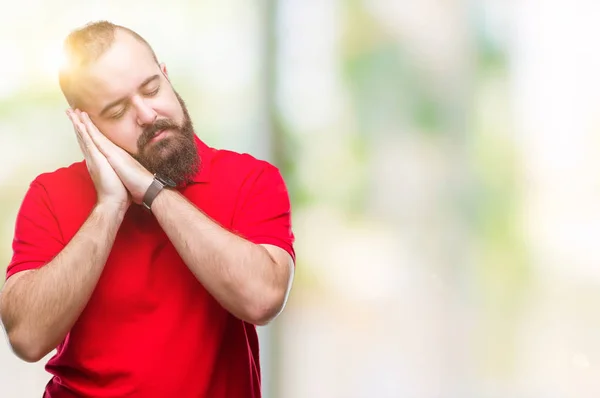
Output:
0,203,126,361
151,189,288,324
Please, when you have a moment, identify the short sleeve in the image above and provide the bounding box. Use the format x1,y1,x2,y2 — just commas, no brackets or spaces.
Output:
6,180,65,280
232,163,295,263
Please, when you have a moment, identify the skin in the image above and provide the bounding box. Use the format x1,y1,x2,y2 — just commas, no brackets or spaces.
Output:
0,30,294,363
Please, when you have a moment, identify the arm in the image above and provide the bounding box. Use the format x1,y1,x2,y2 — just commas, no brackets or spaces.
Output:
70,111,295,326
151,189,294,325
0,203,126,362
0,109,131,362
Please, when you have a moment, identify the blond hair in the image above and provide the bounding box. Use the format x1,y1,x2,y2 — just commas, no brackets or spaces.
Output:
58,21,159,107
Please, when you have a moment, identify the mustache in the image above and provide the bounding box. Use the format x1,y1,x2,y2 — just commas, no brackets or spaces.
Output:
137,119,180,148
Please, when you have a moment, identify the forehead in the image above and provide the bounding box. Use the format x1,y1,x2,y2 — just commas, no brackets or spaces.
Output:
77,31,160,110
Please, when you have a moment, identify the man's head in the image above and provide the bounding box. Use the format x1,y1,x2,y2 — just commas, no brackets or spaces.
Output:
59,21,199,185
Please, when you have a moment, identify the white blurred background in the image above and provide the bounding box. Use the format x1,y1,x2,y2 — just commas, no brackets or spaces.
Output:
2,0,600,397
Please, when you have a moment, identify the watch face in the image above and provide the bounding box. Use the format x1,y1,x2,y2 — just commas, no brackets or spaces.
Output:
156,175,177,187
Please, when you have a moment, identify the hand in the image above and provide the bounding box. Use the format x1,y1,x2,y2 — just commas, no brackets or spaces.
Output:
67,109,131,211
69,110,154,205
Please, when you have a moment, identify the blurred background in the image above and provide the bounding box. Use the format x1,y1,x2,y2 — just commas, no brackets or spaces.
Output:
2,0,600,397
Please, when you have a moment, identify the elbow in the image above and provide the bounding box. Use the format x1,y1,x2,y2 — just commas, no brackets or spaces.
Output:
247,289,288,326
6,329,49,363
249,308,280,327
2,314,45,362
1,272,48,362
15,350,46,364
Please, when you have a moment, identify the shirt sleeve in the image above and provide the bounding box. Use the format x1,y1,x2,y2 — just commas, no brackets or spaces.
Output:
5,180,65,280
232,163,296,263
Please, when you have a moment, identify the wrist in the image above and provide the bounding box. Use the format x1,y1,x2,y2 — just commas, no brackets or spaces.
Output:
136,173,155,204
149,187,176,214
142,174,177,210
94,200,129,220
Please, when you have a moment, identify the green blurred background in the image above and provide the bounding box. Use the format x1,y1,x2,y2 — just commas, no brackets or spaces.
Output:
3,0,600,397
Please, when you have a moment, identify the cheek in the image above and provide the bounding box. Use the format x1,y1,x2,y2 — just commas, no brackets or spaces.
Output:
101,122,141,154
160,93,185,122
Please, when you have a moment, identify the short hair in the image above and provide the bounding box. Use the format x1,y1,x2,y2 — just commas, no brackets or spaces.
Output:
58,21,159,107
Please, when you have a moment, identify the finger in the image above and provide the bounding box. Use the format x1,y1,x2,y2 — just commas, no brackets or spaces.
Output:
66,110,90,157
80,112,113,156
74,128,88,156
72,110,101,155
81,112,132,168
80,112,148,177
69,109,87,141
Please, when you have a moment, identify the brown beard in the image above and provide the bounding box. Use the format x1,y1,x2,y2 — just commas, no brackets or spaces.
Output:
133,90,200,185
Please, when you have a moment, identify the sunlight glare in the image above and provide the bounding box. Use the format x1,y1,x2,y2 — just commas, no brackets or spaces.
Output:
41,41,67,82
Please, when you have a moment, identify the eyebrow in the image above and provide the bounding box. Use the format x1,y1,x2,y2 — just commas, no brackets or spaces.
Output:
99,74,161,117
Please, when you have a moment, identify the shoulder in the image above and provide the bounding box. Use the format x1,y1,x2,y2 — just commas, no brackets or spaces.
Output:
203,147,291,214
33,161,90,189
212,148,276,172
27,161,94,207
209,147,284,185
208,148,290,202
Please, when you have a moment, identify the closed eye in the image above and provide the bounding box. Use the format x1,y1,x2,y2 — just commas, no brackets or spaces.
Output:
110,107,127,120
144,87,160,97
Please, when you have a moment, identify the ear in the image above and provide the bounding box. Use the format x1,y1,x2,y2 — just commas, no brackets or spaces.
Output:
160,62,169,80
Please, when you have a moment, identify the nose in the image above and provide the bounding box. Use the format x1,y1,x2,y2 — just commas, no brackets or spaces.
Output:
133,96,157,126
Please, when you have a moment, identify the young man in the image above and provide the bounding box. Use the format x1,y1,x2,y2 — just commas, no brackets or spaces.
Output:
0,21,295,398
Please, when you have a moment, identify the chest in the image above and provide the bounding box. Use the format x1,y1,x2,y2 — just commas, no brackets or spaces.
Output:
66,183,238,321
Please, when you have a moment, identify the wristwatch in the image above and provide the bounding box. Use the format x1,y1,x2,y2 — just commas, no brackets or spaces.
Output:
142,174,177,210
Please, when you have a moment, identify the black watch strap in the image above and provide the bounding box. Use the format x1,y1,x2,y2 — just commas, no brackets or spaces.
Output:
142,175,175,210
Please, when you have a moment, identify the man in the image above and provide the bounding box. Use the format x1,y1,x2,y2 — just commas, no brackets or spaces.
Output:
0,20,295,398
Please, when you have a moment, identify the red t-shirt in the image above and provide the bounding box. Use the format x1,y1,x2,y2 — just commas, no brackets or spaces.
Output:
6,136,295,398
